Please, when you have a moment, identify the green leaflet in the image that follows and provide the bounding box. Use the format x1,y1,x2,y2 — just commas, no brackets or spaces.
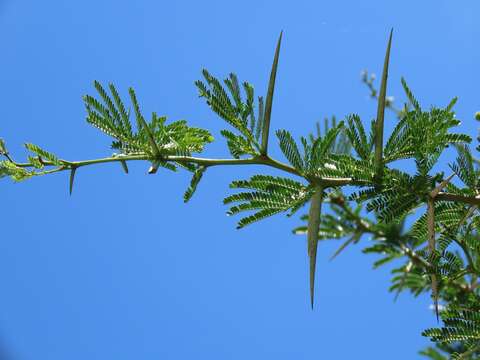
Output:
235,208,285,229
24,143,63,166
450,145,477,190
345,114,371,160
276,130,304,171
27,156,44,169
220,130,257,159
384,111,412,162
184,166,207,203
223,73,242,111
0,161,32,181
108,83,133,137
308,122,344,173
401,77,421,111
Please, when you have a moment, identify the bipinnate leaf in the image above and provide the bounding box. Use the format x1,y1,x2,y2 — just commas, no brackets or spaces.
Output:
224,174,309,229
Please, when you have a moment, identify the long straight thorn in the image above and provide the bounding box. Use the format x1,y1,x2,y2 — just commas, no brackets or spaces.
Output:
120,160,129,174
261,31,283,156
307,186,323,309
374,28,393,181
69,167,77,195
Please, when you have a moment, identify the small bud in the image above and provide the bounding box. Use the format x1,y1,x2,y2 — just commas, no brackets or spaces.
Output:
148,165,158,174
148,161,159,174
0,138,7,155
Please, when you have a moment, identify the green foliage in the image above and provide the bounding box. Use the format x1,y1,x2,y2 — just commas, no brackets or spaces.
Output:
423,308,480,345
450,145,478,191
0,160,32,181
345,114,374,161
401,77,421,111
349,94,471,224
195,70,264,158
420,342,480,360
224,175,312,229
292,75,479,358
275,121,368,182
85,82,214,163
276,130,305,171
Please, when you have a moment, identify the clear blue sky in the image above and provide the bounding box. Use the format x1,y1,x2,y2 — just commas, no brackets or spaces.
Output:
0,1,479,359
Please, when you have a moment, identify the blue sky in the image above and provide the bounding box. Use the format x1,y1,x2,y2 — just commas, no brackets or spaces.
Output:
0,1,479,359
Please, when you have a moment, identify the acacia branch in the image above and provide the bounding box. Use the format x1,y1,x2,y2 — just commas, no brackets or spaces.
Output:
6,152,371,188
